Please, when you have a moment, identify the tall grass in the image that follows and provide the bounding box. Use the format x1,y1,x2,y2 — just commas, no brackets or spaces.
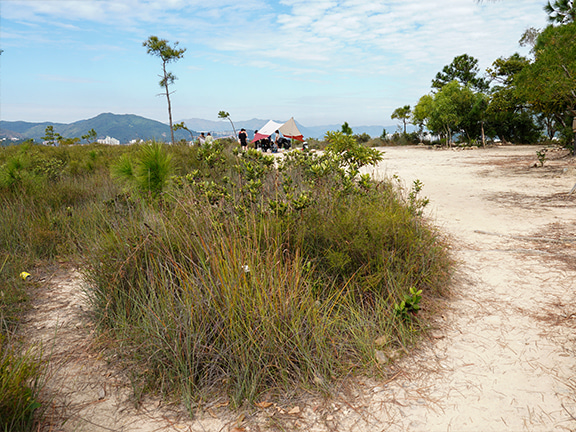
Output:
0,138,453,421
0,337,42,432
88,205,345,407
85,134,453,409
0,142,131,430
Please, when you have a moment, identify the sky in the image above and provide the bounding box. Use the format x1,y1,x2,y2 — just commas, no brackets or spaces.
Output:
0,0,550,127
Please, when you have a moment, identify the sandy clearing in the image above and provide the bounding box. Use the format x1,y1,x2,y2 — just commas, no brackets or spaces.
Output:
366,145,576,431
23,145,576,431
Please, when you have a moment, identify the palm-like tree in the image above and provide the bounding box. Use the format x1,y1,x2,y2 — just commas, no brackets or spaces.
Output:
544,0,576,24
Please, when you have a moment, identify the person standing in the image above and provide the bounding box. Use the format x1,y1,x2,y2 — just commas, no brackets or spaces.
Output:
272,130,281,152
239,128,248,151
205,132,213,145
254,130,260,150
198,132,206,145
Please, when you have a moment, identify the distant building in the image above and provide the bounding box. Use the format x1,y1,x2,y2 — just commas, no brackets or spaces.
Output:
97,136,120,145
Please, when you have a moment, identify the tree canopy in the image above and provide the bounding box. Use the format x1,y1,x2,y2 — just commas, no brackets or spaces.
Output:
432,54,489,93
391,105,412,134
544,0,576,24
515,23,576,147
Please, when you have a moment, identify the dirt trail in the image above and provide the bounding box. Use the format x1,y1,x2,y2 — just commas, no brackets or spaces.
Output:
23,145,576,431
368,145,576,431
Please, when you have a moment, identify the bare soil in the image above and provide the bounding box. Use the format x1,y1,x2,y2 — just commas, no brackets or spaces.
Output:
22,145,576,431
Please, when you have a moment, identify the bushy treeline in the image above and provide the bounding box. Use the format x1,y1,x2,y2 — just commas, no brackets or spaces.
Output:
392,20,576,148
0,137,453,424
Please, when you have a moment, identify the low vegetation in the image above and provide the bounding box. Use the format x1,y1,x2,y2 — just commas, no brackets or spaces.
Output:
0,136,453,426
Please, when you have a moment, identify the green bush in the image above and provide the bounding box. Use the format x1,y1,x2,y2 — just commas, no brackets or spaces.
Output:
112,141,174,197
0,139,453,418
85,134,453,408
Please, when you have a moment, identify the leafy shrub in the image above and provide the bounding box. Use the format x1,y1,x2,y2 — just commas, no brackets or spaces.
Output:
86,133,452,408
381,132,420,146
112,141,173,197
0,138,453,418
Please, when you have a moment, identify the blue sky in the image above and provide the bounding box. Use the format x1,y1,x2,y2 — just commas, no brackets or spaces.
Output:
1,0,549,127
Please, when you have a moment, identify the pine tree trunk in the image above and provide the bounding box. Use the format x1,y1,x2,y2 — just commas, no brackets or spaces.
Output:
167,86,174,145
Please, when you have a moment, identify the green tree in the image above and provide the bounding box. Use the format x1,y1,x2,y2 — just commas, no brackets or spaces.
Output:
412,94,434,140
218,111,237,138
391,105,412,134
432,54,489,92
515,23,576,149
487,53,531,86
415,82,467,146
456,88,489,145
414,81,490,146
81,128,97,144
173,122,194,143
143,36,186,146
430,81,462,146
41,125,62,146
341,121,353,135
544,0,575,24
484,53,541,144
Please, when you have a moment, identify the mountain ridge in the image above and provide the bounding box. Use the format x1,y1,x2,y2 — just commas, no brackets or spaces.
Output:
1,113,398,143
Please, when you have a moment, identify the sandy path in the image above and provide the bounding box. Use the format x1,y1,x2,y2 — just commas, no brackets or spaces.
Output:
366,145,576,431
23,145,576,431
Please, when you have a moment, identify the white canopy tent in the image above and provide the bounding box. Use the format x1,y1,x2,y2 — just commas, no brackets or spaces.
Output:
252,117,304,142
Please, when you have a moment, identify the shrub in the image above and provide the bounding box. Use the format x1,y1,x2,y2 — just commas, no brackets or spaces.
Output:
86,133,453,408
112,141,173,198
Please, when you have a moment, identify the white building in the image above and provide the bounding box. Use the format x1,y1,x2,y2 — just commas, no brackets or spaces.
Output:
97,136,120,145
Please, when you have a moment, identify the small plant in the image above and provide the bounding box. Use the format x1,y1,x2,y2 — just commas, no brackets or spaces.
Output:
536,148,547,167
394,286,423,321
112,141,173,198
407,179,429,216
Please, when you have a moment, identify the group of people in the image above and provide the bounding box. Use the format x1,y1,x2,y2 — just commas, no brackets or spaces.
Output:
190,129,292,152
197,132,213,145
239,128,291,153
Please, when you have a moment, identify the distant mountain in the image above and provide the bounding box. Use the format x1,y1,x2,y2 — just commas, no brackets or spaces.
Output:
0,113,192,143
1,112,396,143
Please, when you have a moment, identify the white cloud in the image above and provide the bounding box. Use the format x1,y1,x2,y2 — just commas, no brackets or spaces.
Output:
3,0,547,73
1,0,552,124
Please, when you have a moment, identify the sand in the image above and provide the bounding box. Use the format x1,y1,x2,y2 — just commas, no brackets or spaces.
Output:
22,145,576,431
